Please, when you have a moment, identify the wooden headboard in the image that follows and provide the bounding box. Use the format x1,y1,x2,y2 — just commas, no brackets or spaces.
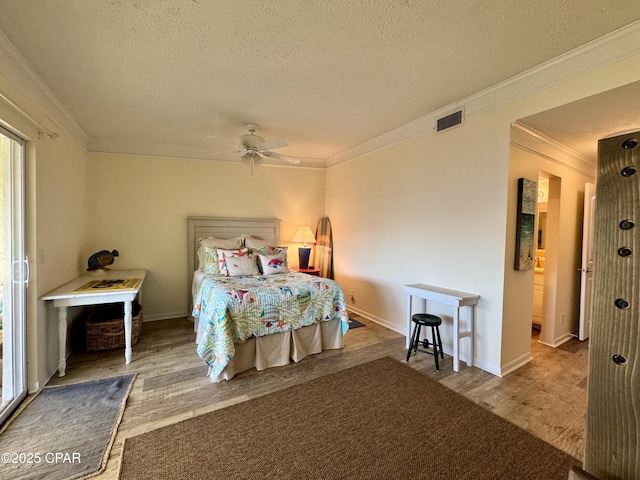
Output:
187,217,281,314
187,216,281,277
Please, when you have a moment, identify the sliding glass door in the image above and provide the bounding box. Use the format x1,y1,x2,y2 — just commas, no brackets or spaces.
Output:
0,125,27,424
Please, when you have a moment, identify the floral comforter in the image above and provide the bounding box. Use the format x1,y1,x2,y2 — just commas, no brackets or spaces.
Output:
192,272,349,376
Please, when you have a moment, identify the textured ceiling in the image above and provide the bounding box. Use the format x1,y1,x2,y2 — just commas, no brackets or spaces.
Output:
520,81,640,160
0,0,639,165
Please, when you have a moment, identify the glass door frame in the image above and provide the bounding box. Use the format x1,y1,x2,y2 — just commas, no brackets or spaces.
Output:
0,124,27,425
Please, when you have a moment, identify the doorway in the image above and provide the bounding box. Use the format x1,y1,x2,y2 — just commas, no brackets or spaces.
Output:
532,175,547,331
0,125,28,425
532,172,560,346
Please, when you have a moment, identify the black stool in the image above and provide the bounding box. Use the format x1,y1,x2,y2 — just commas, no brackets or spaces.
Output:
406,313,444,370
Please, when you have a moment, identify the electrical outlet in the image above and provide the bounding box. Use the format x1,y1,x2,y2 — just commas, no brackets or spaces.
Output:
38,248,45,264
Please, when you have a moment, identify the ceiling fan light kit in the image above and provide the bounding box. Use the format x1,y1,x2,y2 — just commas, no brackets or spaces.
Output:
241,151,263,175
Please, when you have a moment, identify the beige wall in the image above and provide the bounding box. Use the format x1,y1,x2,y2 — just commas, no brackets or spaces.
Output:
326,52,640,375
502,128,595,373
0,73,90,390
34,134,89,388
87,153,326,319
326,108,510,373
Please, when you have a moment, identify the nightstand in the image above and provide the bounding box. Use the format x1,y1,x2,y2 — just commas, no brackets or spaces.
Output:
294,267,321,276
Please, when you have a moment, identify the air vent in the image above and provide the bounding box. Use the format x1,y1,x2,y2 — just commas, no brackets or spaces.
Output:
436,109,464,133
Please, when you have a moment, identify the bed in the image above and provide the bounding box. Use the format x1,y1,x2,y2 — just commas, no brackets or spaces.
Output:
188,217,349,382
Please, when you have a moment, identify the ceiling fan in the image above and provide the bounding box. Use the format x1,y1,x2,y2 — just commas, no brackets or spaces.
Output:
208,123,300,172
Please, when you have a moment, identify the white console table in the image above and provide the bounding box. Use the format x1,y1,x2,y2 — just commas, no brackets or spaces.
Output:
41,269,147,376
404,283,479,372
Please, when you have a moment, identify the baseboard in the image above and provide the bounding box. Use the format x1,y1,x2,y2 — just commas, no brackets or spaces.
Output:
538,332,575,348
554,332,575,347
347,306,503,376
347,306,404,335
143,311,189,322
499,352,533,377
474,359,504,377
31,365,58,393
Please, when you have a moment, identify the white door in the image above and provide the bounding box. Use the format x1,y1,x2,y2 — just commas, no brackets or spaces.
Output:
0,126,27,424
578,182,595,341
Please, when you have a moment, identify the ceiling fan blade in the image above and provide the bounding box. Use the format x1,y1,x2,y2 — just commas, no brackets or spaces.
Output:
205,149,244,156
258,138,288,150
262,150,300,164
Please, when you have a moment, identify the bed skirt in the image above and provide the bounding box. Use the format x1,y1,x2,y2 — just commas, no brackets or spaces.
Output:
195,318,344,382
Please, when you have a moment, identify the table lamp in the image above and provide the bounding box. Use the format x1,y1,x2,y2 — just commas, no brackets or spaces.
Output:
292,226,316,269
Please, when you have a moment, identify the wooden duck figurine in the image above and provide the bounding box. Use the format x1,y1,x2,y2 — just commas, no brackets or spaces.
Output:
87,249,119,271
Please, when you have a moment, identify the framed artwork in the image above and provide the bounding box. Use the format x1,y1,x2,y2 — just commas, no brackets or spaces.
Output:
515,177,537,270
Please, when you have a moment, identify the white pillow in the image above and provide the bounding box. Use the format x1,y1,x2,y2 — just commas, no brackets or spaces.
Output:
243,235,278,248
226,255,260,277
197,237,242,272
258,253,289,275
217,248,249,275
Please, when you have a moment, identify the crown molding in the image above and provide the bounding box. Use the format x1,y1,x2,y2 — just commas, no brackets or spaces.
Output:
510,122,596,178
1,19,639,164
327,20,640,168
0,30,89,147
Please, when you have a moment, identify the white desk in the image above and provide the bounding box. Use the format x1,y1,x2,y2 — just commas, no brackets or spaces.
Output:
404,283,479,372
41,269,147,376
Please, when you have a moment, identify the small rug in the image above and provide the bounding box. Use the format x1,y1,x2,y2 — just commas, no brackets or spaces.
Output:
0,374,135,480
347,317,365,329
119,358,579,480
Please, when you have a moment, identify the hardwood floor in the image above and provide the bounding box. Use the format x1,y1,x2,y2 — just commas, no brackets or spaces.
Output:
46,316,588,478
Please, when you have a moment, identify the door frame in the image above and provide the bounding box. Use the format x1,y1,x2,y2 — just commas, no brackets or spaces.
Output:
578,182,596,341
0,125,28,425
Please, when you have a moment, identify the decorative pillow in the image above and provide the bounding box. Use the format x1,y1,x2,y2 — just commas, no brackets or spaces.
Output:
249,244,288,256
226,254,260,277
202,246,221,274
217,248,249,275
249,246,289,272
197,236,242,272
274,246,288,258
258,253,289,275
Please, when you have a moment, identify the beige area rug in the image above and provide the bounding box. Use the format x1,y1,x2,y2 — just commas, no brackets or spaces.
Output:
0,374,135,480
119,358,580,479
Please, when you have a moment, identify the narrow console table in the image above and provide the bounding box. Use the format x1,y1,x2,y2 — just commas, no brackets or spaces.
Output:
404,283,479,372
41,269,147,376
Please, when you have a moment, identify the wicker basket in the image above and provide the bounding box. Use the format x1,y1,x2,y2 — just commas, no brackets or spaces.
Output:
85,302,143,352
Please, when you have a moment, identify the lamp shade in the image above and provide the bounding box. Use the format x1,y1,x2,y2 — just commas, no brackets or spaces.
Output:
292,226,316,246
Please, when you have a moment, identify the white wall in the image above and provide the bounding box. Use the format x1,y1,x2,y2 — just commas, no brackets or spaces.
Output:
87,153,326,319
326,52,640,375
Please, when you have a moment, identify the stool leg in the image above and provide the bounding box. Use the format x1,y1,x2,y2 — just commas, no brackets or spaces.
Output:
436,326,444,360
413,324,422,354
431,326,440,371
406,322,419,361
